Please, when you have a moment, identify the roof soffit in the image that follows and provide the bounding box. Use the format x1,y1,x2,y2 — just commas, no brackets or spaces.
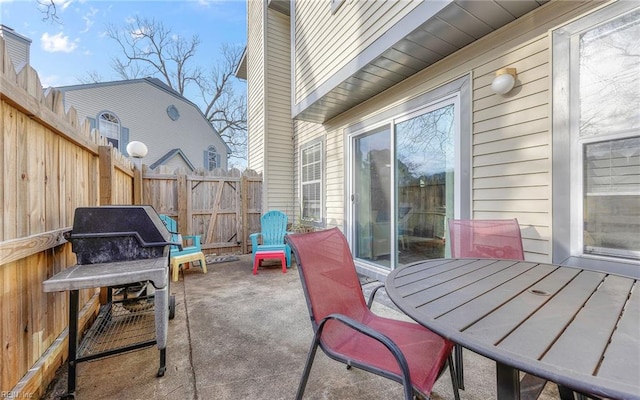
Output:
293,0,548,123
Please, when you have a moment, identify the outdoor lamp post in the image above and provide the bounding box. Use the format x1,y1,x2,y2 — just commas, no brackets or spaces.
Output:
126,140,148,160
126,141,148,204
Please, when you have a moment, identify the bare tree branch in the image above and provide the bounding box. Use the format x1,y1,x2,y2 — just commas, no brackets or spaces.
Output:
105,16,247,162
38,0,62,24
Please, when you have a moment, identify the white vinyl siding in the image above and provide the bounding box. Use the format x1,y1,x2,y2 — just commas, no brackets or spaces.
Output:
293,0,420,103
471,37,551,260
264,8,294,214
306,1,605,263
247,0,265,173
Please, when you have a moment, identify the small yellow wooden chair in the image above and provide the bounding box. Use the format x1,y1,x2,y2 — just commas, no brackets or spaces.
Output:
160,215,207,281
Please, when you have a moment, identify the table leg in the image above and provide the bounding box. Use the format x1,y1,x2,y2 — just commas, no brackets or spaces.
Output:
67,290,79,396
497,362,520,400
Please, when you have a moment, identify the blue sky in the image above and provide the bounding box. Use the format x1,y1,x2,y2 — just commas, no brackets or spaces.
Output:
0,0,247,88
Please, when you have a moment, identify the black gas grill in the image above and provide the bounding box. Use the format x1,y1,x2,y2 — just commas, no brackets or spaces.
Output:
43,206,178,399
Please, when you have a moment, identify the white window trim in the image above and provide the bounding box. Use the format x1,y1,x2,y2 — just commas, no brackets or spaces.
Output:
300,139,324,225
552,1,640,276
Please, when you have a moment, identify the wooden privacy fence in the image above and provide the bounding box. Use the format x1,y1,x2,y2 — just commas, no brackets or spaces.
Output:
0,37,262,398
143,166,263,256
0,39,137,398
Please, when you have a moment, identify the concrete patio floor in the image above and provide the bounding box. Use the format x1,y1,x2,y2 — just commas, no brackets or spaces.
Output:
43,254,562,400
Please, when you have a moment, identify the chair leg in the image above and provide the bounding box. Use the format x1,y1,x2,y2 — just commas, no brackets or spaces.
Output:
296,331,322,400
171,260,180,282
448,354,461,400
198,254,207,274
253,256,259,275
454,344,465,390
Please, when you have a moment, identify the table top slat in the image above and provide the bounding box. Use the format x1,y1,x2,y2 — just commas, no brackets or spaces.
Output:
435,263,557,331
400,260,532,309
396,258,508,294
497,270,605,359
542,275,634,374
597,282,640,383
414,262,539,318
452,266,579,342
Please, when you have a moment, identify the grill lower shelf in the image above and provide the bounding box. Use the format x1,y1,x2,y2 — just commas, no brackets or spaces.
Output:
78,298,156,361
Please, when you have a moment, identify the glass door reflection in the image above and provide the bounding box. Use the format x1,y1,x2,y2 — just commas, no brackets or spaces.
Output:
353,127,392,269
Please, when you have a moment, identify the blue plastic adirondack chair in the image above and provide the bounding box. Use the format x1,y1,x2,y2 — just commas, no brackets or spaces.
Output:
250,210,292,268
159,214,207,281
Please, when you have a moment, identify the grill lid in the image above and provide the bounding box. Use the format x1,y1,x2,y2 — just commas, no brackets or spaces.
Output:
68,206,174,264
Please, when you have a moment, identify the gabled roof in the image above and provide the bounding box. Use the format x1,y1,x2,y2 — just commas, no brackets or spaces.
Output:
149,148,196,171
294,0,549,123
56,77,232,154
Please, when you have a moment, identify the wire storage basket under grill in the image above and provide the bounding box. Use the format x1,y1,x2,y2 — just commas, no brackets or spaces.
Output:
78,299,156,360
43,205,177,398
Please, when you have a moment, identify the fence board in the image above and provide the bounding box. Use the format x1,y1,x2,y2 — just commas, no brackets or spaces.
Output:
145,169,262,254
1,36,262,397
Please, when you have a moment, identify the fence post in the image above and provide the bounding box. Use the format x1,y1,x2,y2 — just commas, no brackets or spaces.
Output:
177,173,190,234
241,173,248,254
132,164,143,205
98,146,113,206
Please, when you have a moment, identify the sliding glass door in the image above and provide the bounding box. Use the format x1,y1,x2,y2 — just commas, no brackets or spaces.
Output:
350,96,459,270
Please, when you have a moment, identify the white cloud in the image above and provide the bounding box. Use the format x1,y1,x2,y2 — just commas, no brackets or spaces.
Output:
60,0,73,11
80,7,98,33
41,32,78,53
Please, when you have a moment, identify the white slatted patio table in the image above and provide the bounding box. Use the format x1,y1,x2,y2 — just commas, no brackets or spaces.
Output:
385,258,640,400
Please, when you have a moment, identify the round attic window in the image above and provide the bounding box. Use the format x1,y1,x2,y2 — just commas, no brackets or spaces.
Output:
167,105,180,121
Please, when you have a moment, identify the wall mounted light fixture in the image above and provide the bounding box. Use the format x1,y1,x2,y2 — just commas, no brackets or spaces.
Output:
491,68,517,95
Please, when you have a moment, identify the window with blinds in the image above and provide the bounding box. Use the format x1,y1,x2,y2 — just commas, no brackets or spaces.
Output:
301,141,322,222
577,7,640,260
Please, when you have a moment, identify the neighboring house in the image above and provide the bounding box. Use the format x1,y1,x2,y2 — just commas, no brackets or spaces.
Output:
57,78,230,172
0,25,31,72
1,25,230,172
239,0,639,280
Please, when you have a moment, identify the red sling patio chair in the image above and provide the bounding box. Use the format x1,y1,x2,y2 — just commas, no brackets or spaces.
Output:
447,218,525,390
285,227,460,400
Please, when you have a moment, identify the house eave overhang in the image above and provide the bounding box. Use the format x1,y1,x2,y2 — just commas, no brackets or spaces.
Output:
292,0,548,124
235,46,247,80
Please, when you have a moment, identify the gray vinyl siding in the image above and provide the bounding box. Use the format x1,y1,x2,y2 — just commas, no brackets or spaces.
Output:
247,0,265,173
60,81,228,171
0,27,30,71
304,0,604,263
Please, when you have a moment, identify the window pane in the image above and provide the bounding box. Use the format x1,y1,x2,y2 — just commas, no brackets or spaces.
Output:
396,104,454,264
579,9,640,137
301,142,322,222
353,127,391,269
584,137,640,259
579,9,640,260
99,112,120,149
